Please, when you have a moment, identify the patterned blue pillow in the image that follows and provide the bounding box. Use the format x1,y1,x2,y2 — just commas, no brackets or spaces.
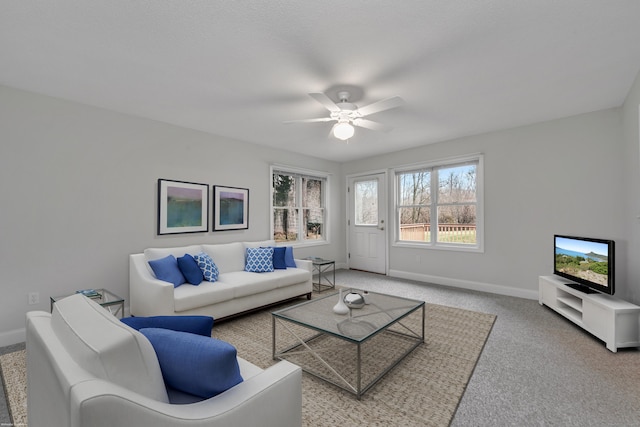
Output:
193,252,219,282
245,247,274,273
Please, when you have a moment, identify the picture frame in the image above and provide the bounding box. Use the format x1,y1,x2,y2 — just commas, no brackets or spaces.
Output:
213,185,249,231
157,179,209,235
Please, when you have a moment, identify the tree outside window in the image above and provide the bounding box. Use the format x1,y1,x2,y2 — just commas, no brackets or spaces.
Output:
272,168,327,243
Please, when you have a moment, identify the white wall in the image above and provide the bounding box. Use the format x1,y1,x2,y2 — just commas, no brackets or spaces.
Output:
622,70,640,304
343,108,628,301
0,85,344,345
3,74,639,346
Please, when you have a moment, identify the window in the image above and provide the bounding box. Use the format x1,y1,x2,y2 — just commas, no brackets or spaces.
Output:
395,155,483,251
271,166,328,244
354,179,378,226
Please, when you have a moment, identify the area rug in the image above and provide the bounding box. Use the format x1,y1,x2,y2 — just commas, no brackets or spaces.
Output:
0,301,495,427
0,349,27,427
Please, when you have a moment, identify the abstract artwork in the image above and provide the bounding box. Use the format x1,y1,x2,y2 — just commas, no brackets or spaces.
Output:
213,186,249,231
157,179,209,235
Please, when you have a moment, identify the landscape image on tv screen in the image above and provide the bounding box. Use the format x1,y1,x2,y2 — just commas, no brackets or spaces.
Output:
555,237,609,287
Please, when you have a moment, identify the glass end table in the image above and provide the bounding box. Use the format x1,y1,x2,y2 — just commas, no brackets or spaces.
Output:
305,257,336,292
50,289,125,318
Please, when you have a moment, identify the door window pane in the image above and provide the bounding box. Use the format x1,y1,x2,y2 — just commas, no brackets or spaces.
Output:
355,180,378,225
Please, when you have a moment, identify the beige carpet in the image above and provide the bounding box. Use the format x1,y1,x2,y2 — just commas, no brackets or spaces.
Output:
0,301,495,427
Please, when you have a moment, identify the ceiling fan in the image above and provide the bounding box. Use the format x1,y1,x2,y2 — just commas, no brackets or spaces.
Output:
284,91,404,141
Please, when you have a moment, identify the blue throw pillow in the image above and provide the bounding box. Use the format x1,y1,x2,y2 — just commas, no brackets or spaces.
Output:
177,254,204,285
271,246,287,269
193,252,219,282
245,247,274,273
121,315,213,337
139,328,243,399
148,255,185,288
284,246,296,268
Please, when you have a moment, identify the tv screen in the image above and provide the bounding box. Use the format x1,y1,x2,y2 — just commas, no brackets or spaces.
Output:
554,235,614,295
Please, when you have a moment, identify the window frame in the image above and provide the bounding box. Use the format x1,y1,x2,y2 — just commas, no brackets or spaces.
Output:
270,165,330,247
393,154,484,253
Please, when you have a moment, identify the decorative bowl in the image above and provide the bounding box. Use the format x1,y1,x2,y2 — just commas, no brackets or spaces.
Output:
343,291,365,309
337,319,376,339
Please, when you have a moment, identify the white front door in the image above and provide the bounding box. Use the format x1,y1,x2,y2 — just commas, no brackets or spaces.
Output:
348,173,387,274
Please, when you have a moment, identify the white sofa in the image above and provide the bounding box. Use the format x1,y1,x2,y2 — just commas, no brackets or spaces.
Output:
26,294,302,427
130,240,312,320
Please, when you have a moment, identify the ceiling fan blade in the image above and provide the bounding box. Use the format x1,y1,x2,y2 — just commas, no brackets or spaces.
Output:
353,118,394,132
356,96,404,117
283,117,335,124
309,93,341,113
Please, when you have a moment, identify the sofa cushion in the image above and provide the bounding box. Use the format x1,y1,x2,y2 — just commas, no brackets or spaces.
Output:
202,242,245,273
139,328,243,399
173,281,236,312
148,255,186,288
245,247,274,273
271,246,287,269
173,268,311,312
121,315,213,337
284,246,296,268
177,254,204,285
51,294,169,403
229,268,312,298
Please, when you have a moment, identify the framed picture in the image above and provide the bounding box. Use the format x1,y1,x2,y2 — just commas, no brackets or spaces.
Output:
157,179,209,235
213,186,249,231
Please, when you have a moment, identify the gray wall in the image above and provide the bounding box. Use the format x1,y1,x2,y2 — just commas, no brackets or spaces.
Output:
0,85,344,345
343,108,630,301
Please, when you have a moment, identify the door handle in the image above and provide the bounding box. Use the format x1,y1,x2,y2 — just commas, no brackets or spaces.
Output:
378,226,385,231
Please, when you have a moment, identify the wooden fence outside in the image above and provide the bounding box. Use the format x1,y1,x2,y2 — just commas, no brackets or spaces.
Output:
400,223,476,242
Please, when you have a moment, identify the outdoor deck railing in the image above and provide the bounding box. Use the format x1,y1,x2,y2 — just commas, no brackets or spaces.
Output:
400,223,476,242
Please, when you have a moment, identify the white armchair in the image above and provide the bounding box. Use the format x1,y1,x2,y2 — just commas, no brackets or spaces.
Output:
26,294,302,427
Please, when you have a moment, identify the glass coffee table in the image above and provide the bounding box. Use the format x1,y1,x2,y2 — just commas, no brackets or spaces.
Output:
272,289,424,399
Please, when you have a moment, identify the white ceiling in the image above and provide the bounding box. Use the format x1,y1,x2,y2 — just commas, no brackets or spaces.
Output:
2,1,640,162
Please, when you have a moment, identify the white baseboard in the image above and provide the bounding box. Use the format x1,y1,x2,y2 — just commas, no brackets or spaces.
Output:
0,328,26,348
388,269,539,300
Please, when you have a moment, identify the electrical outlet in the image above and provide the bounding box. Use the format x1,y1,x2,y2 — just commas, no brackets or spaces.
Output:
28,291,39,305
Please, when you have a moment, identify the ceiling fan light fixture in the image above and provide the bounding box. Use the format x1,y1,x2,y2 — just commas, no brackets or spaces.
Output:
333,121,354,140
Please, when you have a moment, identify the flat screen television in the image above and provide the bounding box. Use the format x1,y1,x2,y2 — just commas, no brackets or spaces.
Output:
554,235,614,295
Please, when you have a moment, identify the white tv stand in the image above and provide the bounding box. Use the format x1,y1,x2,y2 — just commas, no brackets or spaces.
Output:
539,275,640,352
